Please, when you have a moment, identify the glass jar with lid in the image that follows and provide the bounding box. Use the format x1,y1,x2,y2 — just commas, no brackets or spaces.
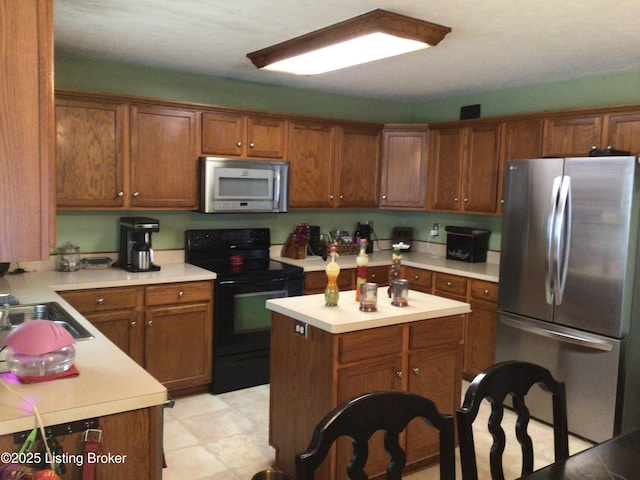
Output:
55,241,81,272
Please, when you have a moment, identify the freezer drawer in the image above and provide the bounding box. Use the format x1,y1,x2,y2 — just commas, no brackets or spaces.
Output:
496,312,622,443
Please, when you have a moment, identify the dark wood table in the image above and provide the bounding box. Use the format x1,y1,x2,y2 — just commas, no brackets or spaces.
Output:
520,427,640,479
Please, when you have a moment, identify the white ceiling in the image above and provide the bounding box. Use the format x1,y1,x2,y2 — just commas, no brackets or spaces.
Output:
53,0,640,102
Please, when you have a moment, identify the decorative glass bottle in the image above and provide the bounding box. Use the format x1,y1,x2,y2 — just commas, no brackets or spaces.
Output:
324,246,340,306
388,245,403,297
355,239,369,301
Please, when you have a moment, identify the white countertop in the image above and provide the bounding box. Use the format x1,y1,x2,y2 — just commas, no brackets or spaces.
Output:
267,287,471,334
0,263,216,435
273,250,500,283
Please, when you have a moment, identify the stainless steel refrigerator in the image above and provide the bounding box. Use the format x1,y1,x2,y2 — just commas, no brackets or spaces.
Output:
497,155,640,443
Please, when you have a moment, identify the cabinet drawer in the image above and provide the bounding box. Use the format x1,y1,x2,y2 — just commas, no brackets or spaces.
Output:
410,315,464,350
404,266,432,292
434,273,467,297
469,279,498,303
338,325,403,364
145,281,212,306
367,265,389,285
60,287,140,313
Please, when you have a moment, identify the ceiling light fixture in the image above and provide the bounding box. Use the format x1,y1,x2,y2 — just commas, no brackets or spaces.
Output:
246,9,451,76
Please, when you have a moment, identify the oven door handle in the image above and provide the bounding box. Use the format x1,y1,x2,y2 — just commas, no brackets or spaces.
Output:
216,276,302,286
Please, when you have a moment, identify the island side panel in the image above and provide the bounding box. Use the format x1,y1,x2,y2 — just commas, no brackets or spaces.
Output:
270,312,336,478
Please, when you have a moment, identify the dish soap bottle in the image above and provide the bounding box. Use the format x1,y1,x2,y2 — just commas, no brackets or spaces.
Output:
355,239,368,301
325,246,340,306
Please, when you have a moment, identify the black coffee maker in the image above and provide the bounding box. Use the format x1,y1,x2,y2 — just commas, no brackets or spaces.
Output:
354,223,374,253
118,217,161,272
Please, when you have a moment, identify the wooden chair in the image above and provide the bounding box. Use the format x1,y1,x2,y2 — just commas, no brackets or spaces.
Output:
456,361,569,480
296,390,456,480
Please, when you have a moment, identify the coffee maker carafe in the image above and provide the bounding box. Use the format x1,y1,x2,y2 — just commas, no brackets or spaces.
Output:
118,217,161,272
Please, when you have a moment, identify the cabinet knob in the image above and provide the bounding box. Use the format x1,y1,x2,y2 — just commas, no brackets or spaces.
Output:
96,298,104,305
483,289,490,296
339,195,344,200
329,195,334,200
396,371,404,379
382,195,387,199
236,141,242,147
132,191,140,197
130,321,136,327
413,275,420,280
147,321,153,327
117,191,124,197
454,197,459,202
370,273,376,279
464,198,469,203
249,142,255,148
178,291,184,298
412,367,421,375
447,281,452,287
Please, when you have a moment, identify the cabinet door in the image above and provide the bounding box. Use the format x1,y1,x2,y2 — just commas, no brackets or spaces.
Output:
463,123,501,213
336,125,381,208
85,310,144,366
380,129,428,209
406,344,463,464
56,97,126,208
130,105,198,208
428,127,465,211
201,111,244,156
606,112,640,155
464,302,497,379
288,121,337,208
247,116,287,159
542,115,602,157
0,0,54,261
502,119,543,160
336,356,404,479
145,302,212,390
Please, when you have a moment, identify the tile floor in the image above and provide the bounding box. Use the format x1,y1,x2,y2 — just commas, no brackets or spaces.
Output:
162,383,593,480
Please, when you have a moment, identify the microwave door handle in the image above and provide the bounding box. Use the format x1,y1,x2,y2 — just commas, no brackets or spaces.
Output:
546,176,563,305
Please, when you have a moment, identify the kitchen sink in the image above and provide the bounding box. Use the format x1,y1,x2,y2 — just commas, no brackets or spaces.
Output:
2,302,94,341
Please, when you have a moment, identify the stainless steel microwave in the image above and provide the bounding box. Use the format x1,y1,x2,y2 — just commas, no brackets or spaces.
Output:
199,157,289,213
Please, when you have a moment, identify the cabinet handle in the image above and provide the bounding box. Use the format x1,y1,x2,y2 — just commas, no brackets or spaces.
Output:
413,275,420,280
412,367,421,375
370,273,376,279
329,195,334,200
447,282,452,287
236,141,242,147
454,197,459,202
147,321,153,327
96,298,104,305
178,291,184,298
382,195,387,199
483,289,490,296
117,191,124,197
249,142,255,148
464,198,469,203
132,191,140,197
396,371,404,379
339,195,344,200
130,321,136,327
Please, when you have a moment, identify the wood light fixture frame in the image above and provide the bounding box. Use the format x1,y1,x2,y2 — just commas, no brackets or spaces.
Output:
246,9,451,74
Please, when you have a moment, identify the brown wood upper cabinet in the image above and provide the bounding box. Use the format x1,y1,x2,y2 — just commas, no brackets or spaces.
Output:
288,121,381,208
542,109,640,157
201,111,287,159
379,126,428,209
1,0,54,261
428,122,502,214
56,95,198,209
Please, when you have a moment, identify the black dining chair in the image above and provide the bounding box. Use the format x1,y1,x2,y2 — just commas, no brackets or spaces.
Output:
296,390,456,480
456,361,569,480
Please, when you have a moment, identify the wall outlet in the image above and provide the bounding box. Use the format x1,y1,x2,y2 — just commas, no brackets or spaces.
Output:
431,223,440,237
294,320,308,338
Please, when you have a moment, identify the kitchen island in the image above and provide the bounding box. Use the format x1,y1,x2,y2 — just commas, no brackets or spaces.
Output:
0,263,216,478
266,288,470,479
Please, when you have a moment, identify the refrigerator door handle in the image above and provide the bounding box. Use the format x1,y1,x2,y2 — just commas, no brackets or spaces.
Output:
553,176,572,305
501,315,614,352
545,176,563,305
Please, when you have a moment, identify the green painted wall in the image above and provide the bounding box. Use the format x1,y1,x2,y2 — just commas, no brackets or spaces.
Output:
54,55,639,255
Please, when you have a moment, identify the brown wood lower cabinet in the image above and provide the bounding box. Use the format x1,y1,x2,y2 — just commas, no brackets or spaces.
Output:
303,265,389,294
0,406,162,480
270,312,463,479
403,266,498,380
59,280,213,393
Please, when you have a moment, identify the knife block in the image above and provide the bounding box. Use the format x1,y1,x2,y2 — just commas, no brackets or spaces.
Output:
280,233,307,259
